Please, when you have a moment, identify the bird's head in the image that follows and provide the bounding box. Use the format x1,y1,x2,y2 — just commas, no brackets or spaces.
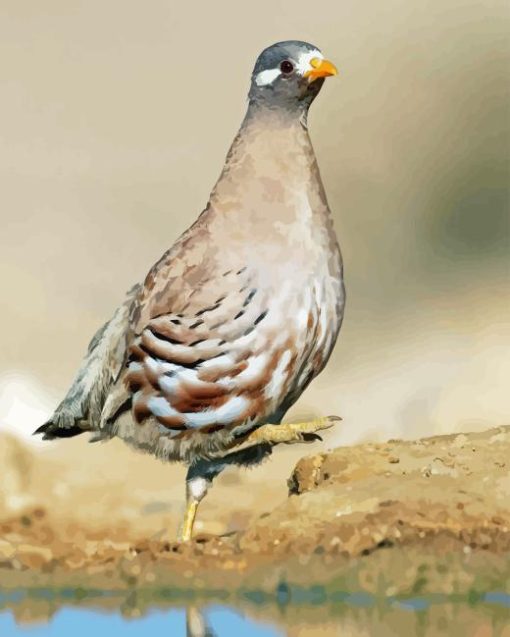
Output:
248,41,338,112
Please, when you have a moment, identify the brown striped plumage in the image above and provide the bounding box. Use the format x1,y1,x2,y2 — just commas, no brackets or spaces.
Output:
36,40,345,541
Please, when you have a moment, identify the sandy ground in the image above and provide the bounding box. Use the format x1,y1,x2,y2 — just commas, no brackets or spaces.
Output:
0,429,306,540
0,425,509,601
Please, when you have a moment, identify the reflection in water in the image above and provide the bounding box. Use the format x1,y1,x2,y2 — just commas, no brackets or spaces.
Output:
0,591,509,637
0,603,283,637
186,607,217,637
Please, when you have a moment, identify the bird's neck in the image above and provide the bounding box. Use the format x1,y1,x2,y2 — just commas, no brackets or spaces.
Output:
234,101,313,170
208,104,326,225
242,100,309,129
201,103,337,275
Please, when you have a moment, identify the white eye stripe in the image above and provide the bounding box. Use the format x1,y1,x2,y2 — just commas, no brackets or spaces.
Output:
255,68,282,86
254,49,324,87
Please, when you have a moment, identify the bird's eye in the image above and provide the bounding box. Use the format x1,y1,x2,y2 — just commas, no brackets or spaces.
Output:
280,60,294,74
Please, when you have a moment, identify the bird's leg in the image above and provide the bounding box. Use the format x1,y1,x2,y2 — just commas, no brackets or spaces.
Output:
232,415,341,451
176,417,340,541
179,475,211,542
180,500,198,543
178,446,273,542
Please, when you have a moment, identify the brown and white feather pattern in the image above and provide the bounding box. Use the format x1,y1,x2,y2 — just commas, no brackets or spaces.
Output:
123,264,337,437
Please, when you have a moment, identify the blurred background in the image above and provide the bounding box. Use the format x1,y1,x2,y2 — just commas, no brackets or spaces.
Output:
0,0,508,534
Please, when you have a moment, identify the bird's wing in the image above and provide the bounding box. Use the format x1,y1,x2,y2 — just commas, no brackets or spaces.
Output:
123,261,290,435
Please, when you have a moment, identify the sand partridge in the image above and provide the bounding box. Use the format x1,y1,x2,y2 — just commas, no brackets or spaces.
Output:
35,41,345,541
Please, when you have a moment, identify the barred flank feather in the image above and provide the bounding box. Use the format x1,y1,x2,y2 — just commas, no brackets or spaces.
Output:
34,284,141,440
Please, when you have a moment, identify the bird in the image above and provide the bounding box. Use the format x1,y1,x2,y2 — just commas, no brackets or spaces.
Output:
35,40,345,542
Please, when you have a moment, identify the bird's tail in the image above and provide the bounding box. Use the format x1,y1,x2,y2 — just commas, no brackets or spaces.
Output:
33,420,87,440
33,283,141,442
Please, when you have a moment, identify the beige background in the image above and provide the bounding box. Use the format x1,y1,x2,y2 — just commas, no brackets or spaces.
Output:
1,0,509,450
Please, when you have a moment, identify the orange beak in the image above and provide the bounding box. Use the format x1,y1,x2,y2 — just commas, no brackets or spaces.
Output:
304,57,338,82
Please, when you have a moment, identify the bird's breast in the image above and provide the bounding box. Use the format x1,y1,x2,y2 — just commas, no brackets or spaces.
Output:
237,253,343,419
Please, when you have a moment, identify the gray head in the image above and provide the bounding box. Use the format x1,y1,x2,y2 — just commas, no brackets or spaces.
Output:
248,40,338,113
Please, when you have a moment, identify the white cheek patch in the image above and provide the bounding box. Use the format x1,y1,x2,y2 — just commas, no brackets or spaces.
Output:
295,49,323,76
255,68,282,86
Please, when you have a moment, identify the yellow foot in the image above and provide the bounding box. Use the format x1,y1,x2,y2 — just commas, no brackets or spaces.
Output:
239,415,341,448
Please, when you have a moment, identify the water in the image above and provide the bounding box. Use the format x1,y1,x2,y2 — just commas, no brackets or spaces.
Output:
0,606,282,637
0,589,509,636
